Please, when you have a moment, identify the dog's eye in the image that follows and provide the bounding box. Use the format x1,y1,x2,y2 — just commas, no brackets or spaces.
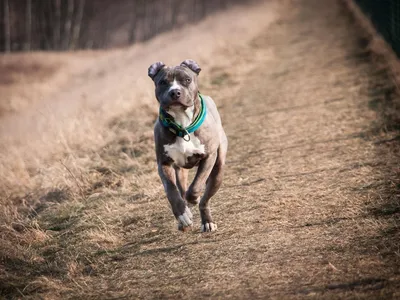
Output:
159,79,168,85
185,78,191,84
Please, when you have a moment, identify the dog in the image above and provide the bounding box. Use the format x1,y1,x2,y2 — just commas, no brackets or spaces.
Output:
148,59,228,232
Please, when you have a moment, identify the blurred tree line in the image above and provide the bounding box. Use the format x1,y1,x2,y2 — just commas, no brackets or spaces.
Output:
0,0,256,52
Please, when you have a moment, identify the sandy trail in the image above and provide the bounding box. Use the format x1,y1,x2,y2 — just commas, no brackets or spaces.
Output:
78,1,399,298
1,0,399,299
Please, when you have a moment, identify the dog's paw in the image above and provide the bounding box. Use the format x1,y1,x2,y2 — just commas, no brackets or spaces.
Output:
201,222,217,232
177,207,193,231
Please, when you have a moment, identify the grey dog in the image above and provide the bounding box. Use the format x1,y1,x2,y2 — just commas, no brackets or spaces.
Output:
148,59,228,232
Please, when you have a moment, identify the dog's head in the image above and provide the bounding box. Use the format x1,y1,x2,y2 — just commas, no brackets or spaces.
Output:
148,59,201,109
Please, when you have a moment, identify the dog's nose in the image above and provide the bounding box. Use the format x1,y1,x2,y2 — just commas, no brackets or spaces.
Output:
169,89,181,100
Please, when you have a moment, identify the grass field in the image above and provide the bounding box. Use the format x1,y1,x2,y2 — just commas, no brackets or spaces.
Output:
1,0,399,299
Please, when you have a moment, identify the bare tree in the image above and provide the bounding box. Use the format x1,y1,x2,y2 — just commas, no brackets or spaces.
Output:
4,0,11,52
24,0,32,51
129,3,138,43
39,1,50,49
63,0,74,50
53,0,61,50
71,0,85,49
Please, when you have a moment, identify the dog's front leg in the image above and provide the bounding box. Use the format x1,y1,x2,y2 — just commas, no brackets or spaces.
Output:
158,163,193,231
185,153,218,231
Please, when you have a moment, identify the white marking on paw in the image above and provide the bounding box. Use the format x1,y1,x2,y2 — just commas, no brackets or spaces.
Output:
201,222,217,232
185,206,193,219
177,207,193,227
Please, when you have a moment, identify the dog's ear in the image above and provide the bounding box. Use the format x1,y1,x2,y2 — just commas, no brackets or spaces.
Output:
180,59,201,75
148,61,165,80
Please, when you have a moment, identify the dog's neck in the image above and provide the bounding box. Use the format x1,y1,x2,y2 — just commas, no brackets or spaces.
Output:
166,95,201,128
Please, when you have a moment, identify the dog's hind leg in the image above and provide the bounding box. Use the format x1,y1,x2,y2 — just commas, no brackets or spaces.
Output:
175,167,188,198
199,141,227,232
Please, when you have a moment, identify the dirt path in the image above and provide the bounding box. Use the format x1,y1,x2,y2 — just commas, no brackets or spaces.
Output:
79,1,399,298
2,0,400,299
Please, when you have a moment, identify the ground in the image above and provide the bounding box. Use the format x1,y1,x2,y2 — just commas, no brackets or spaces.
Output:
1,0,400,299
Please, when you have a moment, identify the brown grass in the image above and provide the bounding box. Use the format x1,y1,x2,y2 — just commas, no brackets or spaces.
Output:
1,0,400,299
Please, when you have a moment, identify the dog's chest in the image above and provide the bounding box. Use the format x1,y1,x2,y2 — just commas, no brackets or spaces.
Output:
164,134,205,167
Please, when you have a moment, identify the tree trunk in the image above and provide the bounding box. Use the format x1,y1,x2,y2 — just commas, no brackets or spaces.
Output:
54,0,61,50
71,0,85,50
4,0,11,52
24,0,32,51
63,0,74,50
129,2,137,43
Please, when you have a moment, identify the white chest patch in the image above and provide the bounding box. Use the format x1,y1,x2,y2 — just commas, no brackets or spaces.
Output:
164,134,205,167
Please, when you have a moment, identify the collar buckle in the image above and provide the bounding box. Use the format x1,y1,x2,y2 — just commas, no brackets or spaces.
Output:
182,129,191,142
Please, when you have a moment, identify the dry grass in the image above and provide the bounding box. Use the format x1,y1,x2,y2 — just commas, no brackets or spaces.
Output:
1,0,400,299
0,0,274,195
0,1,279,298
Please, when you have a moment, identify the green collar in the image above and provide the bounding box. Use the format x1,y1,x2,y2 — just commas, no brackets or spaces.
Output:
159,94,207,141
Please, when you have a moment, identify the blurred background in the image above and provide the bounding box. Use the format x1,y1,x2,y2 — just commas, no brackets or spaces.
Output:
1,1,400,299
0,0,257,51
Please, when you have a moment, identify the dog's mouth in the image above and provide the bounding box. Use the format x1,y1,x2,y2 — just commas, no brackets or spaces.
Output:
162,101,192,110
